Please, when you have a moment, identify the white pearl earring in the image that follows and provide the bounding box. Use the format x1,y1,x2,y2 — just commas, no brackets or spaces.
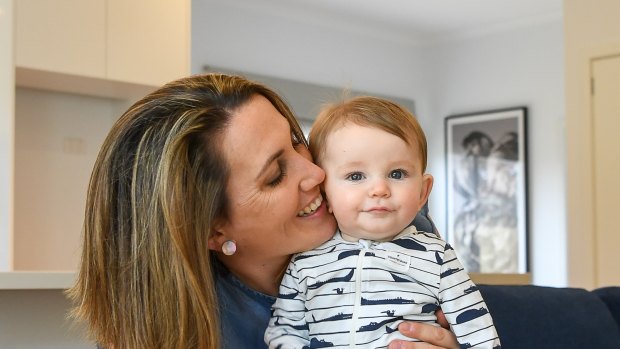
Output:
222,240,237,256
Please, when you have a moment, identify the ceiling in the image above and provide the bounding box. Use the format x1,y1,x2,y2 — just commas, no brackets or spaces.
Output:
219,0,563,43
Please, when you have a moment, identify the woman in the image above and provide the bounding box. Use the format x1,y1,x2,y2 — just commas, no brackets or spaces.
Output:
67,73,458,349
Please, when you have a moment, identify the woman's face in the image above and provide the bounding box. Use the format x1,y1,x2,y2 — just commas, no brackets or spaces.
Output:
214,95,337,262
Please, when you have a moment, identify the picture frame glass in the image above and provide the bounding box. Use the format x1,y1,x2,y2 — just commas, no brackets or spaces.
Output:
445,107,528,274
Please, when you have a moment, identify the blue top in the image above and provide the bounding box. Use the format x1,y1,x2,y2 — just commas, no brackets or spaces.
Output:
215,259,275,349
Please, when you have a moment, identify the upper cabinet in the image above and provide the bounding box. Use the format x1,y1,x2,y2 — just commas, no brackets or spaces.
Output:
107,0,190,86
3,0,190,277
16,0,190,88
15,0,106,78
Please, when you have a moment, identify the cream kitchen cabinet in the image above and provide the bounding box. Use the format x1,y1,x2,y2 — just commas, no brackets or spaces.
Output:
106,0,190,86
16,0,189,88
2,0,189,279
15,0,106,79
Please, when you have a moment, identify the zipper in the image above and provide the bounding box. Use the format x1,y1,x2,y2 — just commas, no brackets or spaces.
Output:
350,243,368,348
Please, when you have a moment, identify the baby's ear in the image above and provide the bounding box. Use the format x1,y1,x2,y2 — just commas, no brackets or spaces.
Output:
418,174,434,210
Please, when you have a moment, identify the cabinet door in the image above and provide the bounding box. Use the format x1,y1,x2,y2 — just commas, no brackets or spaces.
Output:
107,0,190,86
15,0,106,78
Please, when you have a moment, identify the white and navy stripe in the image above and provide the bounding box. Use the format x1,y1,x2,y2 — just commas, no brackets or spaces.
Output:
265,226,501,349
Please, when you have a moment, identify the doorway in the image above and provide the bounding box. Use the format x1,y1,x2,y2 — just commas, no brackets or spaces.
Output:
591,54,620,287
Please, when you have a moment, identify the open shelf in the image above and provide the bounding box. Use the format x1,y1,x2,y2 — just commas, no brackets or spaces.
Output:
0,271,76,290
16,67,157,100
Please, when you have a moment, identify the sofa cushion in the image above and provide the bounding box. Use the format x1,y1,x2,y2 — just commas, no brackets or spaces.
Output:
593,286,620,334
478,285,620,349
412,202,439,235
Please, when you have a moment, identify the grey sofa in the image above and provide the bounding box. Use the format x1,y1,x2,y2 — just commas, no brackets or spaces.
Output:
412,206,620,349
478,284,620,349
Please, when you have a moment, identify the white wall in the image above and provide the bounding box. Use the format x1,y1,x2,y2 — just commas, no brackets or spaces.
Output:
0,0,14,271
191,0,433,120
425,20,566,286
2,88,125,348
13,88,117,270
0,290,92,349
192,2,567,286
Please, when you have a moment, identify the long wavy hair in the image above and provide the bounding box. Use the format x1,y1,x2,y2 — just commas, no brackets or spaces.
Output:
67,73,306,349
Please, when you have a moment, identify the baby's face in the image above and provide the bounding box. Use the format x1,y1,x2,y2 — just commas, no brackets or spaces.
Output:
319,123,431,241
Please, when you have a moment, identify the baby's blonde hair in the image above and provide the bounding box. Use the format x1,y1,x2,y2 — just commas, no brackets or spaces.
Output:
309,95,427,172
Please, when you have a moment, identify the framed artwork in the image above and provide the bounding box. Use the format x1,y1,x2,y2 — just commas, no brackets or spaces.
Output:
445,107,529,274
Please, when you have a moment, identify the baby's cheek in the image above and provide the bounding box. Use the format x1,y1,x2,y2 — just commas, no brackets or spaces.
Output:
333,211,356,233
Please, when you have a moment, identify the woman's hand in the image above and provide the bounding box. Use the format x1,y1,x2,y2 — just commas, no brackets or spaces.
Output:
388,309,458,349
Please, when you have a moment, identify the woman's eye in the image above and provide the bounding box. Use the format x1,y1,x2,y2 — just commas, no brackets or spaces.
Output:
346,172,364,181
267,162,287,187
268,170,285,187
389,169,407,179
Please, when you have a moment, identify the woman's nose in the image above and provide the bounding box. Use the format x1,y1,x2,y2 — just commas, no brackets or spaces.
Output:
298,156,325,192
369,179,390,198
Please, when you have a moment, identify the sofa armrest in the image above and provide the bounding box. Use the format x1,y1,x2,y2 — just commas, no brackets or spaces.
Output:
593,286,620,333
478,285,620,349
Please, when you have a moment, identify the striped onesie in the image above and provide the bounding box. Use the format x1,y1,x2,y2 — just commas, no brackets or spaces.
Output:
265,226,501,349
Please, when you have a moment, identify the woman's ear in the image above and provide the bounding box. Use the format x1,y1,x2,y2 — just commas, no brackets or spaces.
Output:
207,218,228,252
207,231,223,251
418,174,434,211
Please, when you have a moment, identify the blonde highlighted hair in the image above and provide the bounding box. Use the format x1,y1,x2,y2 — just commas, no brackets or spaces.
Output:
67,74,305,349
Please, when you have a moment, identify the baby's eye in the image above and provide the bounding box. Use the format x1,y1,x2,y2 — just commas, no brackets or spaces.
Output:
346,172,364,181
389,169,407,179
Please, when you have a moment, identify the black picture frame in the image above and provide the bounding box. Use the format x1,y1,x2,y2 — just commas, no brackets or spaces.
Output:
445,107,529,274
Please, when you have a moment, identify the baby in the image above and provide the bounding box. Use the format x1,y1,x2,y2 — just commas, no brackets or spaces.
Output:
265,96,500,348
